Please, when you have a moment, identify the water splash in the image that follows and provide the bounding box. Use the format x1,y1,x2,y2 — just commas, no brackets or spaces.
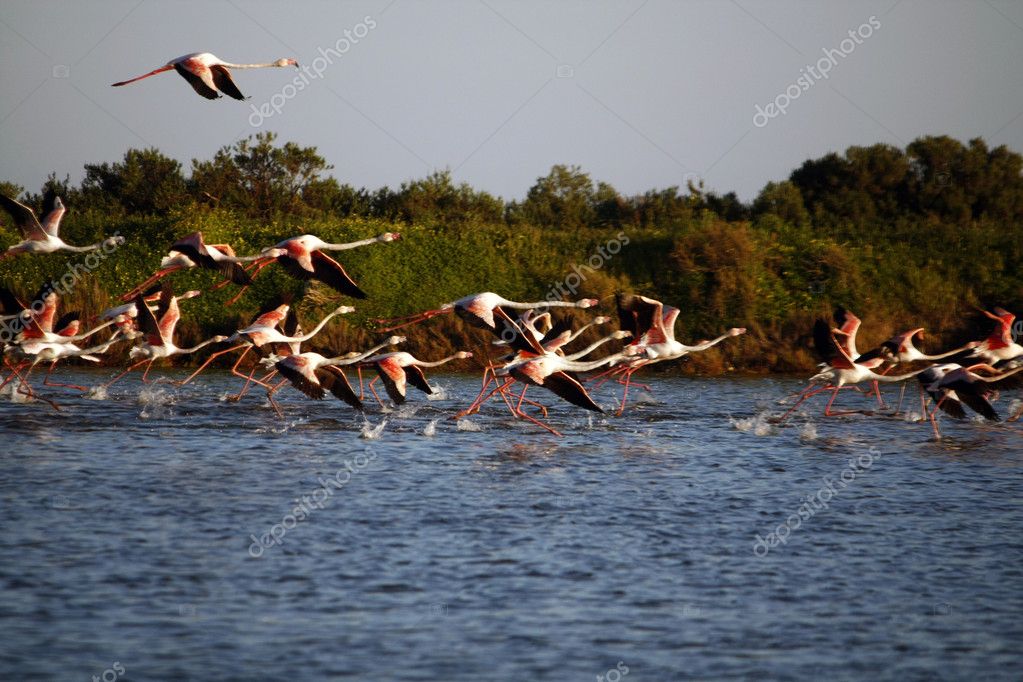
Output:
85,385,109,401
3,382,34,403
456,418,483,432
360,418,388,440
138,385,175,419
799,421,818,441
395,405,421,419
730,412,776,436
426,385,449,401
423,419,438,437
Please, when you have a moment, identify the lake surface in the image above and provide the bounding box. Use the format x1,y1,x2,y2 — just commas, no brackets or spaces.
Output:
1,369,1021,681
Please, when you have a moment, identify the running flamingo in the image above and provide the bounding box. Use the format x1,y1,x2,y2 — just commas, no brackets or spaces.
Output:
104,286,227,386
360,350,473,407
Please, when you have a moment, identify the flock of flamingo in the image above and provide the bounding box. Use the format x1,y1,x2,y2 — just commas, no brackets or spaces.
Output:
1,51,1021,437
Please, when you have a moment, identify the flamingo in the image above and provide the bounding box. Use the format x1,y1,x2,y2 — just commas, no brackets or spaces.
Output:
779,320,928,420
112,53,299,100
101,288,202,340
855,327,979,412
177,304,354,389
922,363,1023,438
375,291,599,335
0,194,123,259
104,286,227,386
360,350,473,407
609,293,745,414
241,233,401,301
121,232,263,301
263,336,406,415
494,348,627,436
949,308,1023,366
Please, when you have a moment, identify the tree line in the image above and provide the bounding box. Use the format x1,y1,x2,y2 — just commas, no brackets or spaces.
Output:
1,132,1021,373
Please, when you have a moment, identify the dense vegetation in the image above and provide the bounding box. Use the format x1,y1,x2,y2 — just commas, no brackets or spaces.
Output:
2,132,1021,373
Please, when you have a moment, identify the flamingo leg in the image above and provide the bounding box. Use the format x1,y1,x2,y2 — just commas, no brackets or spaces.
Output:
16,364,60,411
823,386,871,417
104,359,151,387
140,360,157,383
777,384,833,422
43,361,89,391
121,267,181,301
368,379,387,409
928,395,948,439
265,378,289,417
616,368,638,416
511,403,562,437
371,308,448,333
177,343,248,386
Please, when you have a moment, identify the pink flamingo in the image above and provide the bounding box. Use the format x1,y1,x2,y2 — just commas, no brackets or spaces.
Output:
263,336,406,415
239,233,401,302
112,53,298,100
104,286,227,386
360,350,473,407
121,232,264,301
0,194,123,259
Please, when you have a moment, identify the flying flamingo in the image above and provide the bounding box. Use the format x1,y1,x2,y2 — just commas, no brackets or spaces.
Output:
0,194,123,259
360,350,474,407
239,232,401,302
262,336,406,415
375,292,599,335
104,286,228,386
112,53,299,100
121,232,264,301
779,320,928,420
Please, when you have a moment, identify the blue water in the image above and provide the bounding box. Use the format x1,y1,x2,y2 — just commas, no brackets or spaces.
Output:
1,370,1021,681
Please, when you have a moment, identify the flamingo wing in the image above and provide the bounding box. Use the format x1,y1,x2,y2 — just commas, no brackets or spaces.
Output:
541,371,604,412
209,65,247,100
943,381,999,421
813,319,854,368
0,194,47,241
373,358,407,404
132,293,162,345
0,287,25,317
494,306,545,354
54,311,80,336
404,364,433,395
173,63,220,99
309,251,367,298
276,359,326,399
316,366,363,409
40,194,65,237
155,286,180,342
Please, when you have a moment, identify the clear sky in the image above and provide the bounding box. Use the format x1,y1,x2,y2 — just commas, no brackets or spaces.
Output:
2,0,1022,201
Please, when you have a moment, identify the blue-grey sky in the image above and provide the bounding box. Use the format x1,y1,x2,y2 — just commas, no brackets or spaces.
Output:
2,0,1022,201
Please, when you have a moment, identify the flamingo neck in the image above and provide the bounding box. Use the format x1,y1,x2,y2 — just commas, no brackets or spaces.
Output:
293,310,341,342
179,338,220,355
217,62,281,69
322,236,384,251
326,340,394,366
415,355,462,368
565,334,620,361
558,353,624,372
